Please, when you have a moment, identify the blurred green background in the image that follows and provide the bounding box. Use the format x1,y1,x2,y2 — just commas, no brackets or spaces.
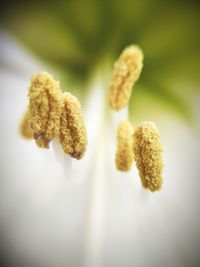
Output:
1,0,200,124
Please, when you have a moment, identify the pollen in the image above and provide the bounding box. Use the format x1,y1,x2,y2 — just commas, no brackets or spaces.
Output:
133,121,163,192
59,92,87,160
28,72,62,148
108,45,143,111
116,119,134,172
19,108,33,139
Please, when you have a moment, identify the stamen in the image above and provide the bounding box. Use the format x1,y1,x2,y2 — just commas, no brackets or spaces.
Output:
133,121,163,192
108,45,143,111
19,108,33,139
116,119,134,171
59,92,87,160
28,72,62,148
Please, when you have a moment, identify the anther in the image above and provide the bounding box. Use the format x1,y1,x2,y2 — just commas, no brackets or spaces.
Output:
133,121,163,192
19,108,33,139
108,45,143,111
59,92,87,160
116,119,134,171
28,72,62,148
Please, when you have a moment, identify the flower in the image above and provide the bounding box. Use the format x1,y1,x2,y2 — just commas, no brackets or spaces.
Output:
1,20,200,267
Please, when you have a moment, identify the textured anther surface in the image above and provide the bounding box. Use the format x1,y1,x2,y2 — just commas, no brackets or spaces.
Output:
116,120,134,171
20,108,33,139
28,72,62,148
108,45,143,111
133,121,163,191
59,92,87,160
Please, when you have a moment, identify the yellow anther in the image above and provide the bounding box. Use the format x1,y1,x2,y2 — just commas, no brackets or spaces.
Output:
28,72,62,148
59,92,87,160
115,119,134,172
133,121,163,192
108,45,143,111
19,108,33,139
